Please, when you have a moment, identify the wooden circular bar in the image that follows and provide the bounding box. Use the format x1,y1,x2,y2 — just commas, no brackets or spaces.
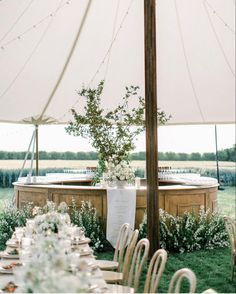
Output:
14,180,218,230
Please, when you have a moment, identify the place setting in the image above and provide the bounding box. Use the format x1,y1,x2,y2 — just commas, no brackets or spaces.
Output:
0,262,21,275
0,249,19,260
0,201,111,293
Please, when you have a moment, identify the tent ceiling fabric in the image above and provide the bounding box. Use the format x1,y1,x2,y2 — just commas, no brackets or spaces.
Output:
0,0,235,125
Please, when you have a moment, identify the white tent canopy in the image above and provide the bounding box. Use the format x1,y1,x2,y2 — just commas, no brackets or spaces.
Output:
0,0,235,125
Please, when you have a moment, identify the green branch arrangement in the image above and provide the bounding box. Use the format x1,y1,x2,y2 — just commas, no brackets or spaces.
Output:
66,80,170,166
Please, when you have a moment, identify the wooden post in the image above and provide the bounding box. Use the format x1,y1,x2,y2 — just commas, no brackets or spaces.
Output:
35,125,39,176
215,125,223,190
144,0,160,255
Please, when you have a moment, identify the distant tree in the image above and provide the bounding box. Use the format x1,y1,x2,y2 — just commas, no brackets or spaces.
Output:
19,152,26,160
217,150,228,161
225,146,236,162
0,147,234,162
190,152,202,161
165,152,178,160
39,151,47,159
0,151,7,159
89,152,98,160
49,151,60,160
178,153,189,161
64,151,75,160
130,152,146,161
158,152,166,160
202,152,215,161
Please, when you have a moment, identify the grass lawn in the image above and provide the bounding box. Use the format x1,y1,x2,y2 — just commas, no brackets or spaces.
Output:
0,188,14,209
97,247,236,293
218,186,236,219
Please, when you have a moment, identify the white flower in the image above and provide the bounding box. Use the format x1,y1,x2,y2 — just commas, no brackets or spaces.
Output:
58,202,68,213
103,158,135,184
32,206,40,216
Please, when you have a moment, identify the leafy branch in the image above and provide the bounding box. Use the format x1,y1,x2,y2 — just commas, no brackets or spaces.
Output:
66,80,170,165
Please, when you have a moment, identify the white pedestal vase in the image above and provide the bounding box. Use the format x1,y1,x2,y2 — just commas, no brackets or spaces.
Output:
116,180,127,188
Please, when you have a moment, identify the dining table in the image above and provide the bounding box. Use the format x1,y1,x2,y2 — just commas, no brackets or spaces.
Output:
0,224,112,293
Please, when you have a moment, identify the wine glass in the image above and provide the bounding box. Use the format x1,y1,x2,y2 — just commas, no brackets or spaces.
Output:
69,252,80,274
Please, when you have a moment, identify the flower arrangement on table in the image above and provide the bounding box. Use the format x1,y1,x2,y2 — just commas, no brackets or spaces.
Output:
32,201,69,216
17,235,93,293
33,201,70,234
34,211,69,234
103,156,135,186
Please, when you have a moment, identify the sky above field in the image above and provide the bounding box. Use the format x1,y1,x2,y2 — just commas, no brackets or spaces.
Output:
0,123,235,153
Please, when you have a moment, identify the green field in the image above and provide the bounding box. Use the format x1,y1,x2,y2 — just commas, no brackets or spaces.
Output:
0,159,235,170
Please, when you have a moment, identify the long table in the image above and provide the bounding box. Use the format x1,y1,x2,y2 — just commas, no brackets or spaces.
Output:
0,234,108,292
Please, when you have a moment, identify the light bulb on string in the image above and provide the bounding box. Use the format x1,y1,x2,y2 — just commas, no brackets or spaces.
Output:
0,0,72,51
57,0,135,121
205,0,235,34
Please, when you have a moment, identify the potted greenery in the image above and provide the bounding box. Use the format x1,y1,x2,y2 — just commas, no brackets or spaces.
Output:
66,81,169,183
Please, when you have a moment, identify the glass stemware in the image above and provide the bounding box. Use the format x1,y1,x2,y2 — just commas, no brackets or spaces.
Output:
69,252,80,274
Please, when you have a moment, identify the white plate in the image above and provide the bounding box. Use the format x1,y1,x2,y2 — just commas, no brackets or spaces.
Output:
71,237,91,245
0,253,19,259
0,267,13,274
79,249,93,256
6,240,18,248
78,238,91,245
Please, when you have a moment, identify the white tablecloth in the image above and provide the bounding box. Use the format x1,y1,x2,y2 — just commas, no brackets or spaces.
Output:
106,188,136,247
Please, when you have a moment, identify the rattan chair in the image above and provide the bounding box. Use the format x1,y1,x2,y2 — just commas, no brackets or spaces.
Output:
96,223,130,271
106,238,150,293
168,268,197,293
127,238,150,291
144,248,168,293
102,229,139,284
224,216,236,281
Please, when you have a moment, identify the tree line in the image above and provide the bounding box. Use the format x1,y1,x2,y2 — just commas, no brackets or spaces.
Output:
0,146,235,161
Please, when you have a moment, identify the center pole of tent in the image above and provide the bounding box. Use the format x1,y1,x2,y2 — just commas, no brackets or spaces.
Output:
144,0,160,256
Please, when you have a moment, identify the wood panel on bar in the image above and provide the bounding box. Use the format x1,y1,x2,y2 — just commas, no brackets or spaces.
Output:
14,183,218,232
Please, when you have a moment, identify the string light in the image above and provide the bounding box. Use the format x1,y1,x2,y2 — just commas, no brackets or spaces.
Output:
203,0,235,77
174,0,205,123
103,0,121,80
0,0,35,44
0,0,65,101
57,0,135,122
0,0,71,50
204,0,235,34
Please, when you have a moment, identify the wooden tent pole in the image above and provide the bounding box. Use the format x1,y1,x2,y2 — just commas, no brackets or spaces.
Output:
144,0,160,255
215,125,224,190
35,125,39,176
